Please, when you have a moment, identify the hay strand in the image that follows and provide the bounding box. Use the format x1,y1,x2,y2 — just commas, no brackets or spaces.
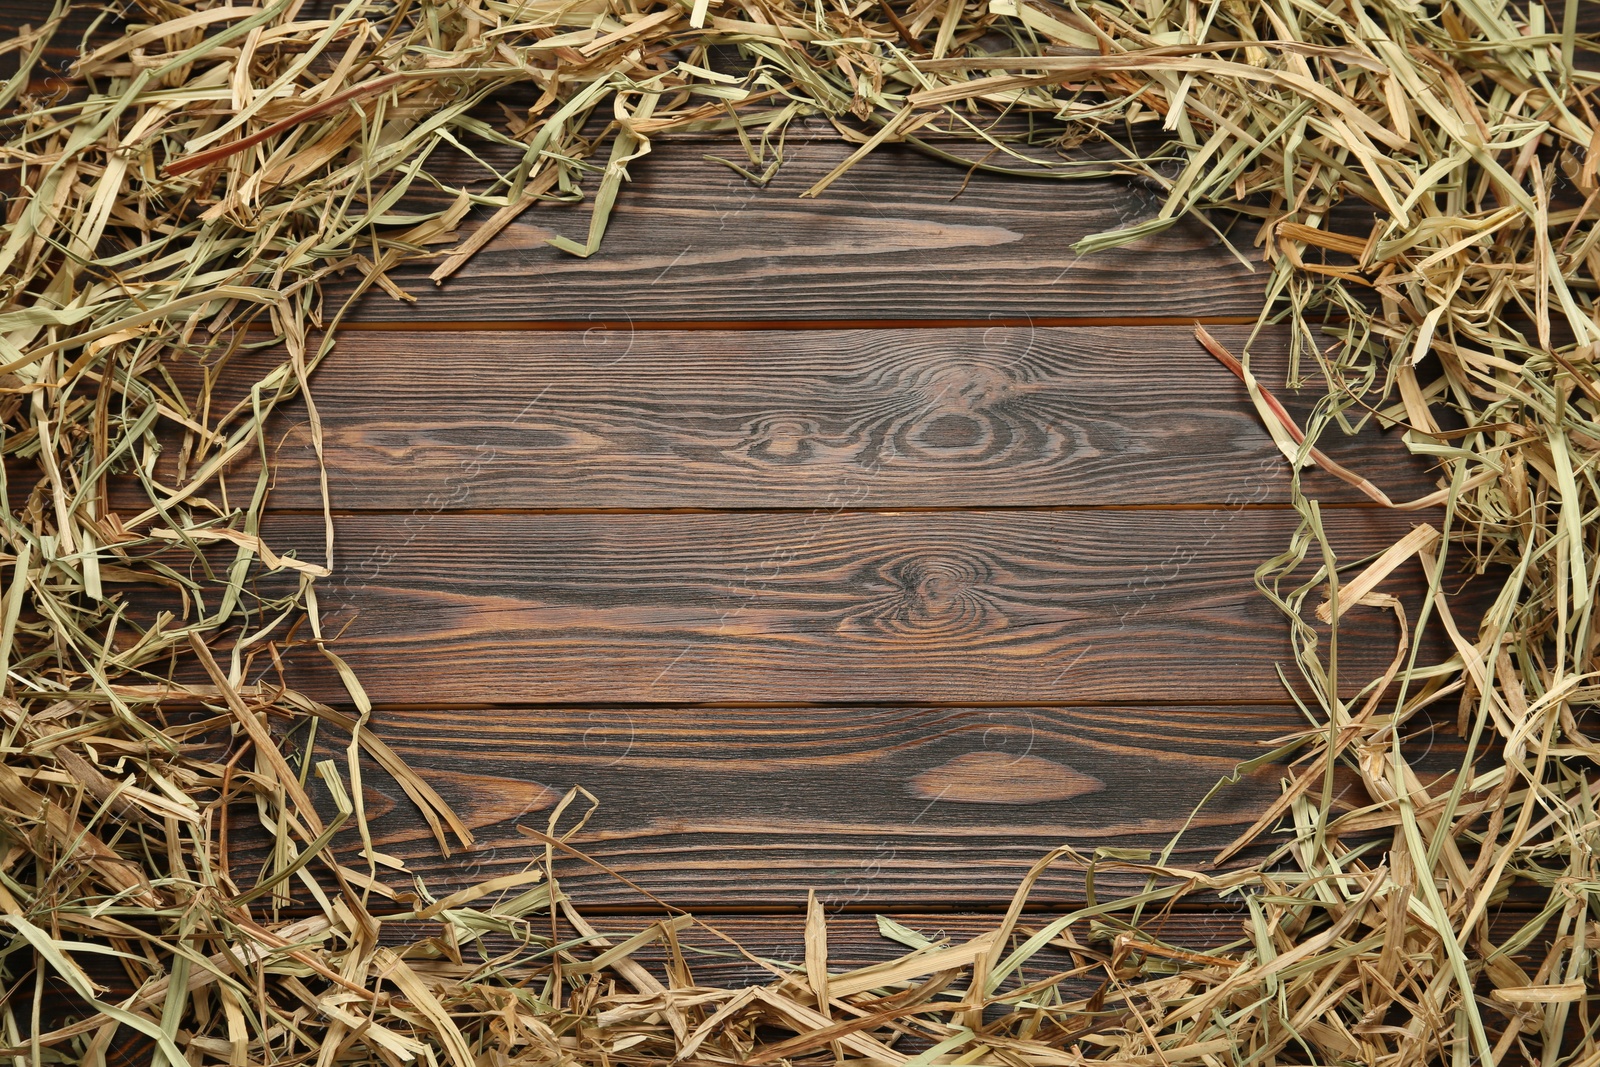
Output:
1,0,1598,1063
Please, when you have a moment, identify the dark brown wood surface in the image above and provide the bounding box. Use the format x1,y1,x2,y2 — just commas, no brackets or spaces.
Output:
337,127,1266,323
256,325,1435,510
525,907,1550,988
8,0,1529,950
237,702,1464,907
269,508,1442,707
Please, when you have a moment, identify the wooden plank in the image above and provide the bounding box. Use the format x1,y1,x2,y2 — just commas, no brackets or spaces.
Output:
520,907,1554,992
577,911,1227,988
235,702,1467,907
441,910,1222,990
242,325,1436,510
265,508,1453,707
338,125,1266,323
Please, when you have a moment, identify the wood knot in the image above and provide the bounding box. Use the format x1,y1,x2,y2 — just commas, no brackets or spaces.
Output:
739,415,824,463
842,549,1004,640
881,356,1063,470
911,412,991,455
361,768,559,836
908,752,1104,805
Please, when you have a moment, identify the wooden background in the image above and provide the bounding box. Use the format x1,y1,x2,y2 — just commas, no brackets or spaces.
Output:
254,131,1459,950
7,1,1513,978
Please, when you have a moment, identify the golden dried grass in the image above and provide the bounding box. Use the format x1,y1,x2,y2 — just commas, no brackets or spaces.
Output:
0,0,1596,1064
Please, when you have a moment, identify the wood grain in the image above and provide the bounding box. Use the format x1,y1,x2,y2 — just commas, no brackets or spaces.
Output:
231,703,1466,907
540,907,1551,990
520,910,1206,991
240,325,1437,510
8,0,1519,927
264,508,1456,707
335,124,1265,323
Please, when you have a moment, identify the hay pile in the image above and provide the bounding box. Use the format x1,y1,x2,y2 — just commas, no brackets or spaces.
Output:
0,0,1596,1063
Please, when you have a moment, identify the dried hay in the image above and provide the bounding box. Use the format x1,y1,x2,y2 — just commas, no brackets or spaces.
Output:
0,0,1597,1064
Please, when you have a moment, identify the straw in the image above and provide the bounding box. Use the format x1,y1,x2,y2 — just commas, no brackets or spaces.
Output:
1,1,1597,1063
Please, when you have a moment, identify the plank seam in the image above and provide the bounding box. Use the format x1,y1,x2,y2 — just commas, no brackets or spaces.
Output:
253,700,1395,712
300,316,1270,332
282,502,1408,517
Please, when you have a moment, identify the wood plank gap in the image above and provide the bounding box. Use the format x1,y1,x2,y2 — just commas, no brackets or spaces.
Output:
262,316,1270,333
287,502,1401,517
263,699,1334,713
524,902,1550,917
232,901,1555,920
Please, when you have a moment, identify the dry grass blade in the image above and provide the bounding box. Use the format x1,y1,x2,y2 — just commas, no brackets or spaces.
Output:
0,0,1597,1064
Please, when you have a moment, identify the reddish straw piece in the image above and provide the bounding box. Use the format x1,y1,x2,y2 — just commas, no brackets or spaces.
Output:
1195,324,1399,507
164,72,410,177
